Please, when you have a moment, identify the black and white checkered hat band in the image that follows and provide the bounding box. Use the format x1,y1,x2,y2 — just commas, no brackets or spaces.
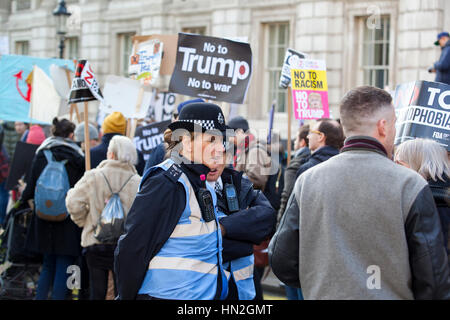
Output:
178,119,216,131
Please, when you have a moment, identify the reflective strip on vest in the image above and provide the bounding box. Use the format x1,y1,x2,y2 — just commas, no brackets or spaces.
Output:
149,256,218,275
217,209,256,300
233,263,254,282
138,159,226,300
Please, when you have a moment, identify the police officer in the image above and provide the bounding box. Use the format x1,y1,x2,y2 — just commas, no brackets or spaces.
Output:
206,157,276,300
114,102,231,300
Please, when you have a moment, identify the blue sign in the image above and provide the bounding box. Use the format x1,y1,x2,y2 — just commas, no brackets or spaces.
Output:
0,54,75,123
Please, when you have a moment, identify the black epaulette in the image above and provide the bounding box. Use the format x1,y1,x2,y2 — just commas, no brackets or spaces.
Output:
164,164,183,183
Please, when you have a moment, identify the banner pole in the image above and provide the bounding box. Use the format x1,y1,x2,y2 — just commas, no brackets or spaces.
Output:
84,101,91,171
126,119,132,138
287,87,292,166
74,105,81,123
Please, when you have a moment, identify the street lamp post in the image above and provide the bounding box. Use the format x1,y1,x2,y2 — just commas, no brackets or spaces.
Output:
53,0,71,59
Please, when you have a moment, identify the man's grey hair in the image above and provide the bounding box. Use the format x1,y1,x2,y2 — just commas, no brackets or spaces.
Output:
339,86,394,137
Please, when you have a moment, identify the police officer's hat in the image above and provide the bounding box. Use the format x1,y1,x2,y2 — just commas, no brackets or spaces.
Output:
168,102,232,135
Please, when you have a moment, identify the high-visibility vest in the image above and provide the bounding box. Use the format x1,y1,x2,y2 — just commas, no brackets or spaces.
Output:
138,159,228,300
217,209,256,300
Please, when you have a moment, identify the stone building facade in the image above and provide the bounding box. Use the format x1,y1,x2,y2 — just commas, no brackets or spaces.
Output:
1,0,449,138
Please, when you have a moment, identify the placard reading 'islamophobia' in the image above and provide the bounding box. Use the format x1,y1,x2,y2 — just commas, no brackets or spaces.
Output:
133,120,171,160
394,80,450,151
169,33,252,104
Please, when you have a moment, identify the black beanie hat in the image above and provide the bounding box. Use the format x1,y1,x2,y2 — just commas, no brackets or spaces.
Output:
227,116,249,132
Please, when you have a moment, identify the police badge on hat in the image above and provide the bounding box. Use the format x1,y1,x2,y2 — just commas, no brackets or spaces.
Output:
218,113,225,125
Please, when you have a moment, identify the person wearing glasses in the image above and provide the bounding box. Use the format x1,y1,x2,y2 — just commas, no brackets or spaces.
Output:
270,86,450,300
295,119,344,179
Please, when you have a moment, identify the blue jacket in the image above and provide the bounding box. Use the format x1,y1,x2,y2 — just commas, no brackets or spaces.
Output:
90,133,145,175
115,159,227,300
219,168,276,263
217,168,276,299
295,146,340,179
137,159,227,300
435,40,450,85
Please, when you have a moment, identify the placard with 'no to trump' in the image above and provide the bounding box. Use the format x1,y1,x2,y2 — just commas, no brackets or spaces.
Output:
291,59,329,120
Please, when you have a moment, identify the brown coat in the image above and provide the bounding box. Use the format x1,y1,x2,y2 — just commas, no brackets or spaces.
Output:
66,159,141,248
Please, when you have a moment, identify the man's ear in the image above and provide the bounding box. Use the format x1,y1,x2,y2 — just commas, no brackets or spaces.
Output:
68,132,74,140
377,119,387,138
318,132,326,144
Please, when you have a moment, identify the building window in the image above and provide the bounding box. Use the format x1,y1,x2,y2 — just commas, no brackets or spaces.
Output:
182,27,206,36
16,0,31,11
15,41,29,55
361,16,390,89
265,23,289,112
118,32,135,77
64,37,79,60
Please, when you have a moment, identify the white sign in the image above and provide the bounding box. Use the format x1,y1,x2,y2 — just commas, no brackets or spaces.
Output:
146,90,177,122
50,64,72,100
101,75,152,119
129,39,163,86
29,65,68,124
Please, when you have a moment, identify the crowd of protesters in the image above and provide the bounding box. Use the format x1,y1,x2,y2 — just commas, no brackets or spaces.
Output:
0,84,448,301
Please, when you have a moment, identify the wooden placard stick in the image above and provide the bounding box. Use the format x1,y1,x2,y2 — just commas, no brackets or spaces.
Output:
84,101,91,171
126,119,132,138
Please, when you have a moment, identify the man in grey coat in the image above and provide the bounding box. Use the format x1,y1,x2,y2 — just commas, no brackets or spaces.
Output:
269,86,450,300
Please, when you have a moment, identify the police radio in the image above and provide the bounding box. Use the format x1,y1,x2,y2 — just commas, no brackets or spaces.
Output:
225,177,239,213
197,188,216,222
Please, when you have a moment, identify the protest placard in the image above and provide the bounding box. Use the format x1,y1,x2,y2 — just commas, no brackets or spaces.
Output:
133,120,171,160
68,60,104,105
394,80,450,151
129,39,163,86
145,90,177,122
68,60,104,171
290,59,329,120
132,35,178,76
5,141,39,191
0,54,74,123
29,65,68,124
279,48,307,89
101,75,153,119
169,33,252,104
